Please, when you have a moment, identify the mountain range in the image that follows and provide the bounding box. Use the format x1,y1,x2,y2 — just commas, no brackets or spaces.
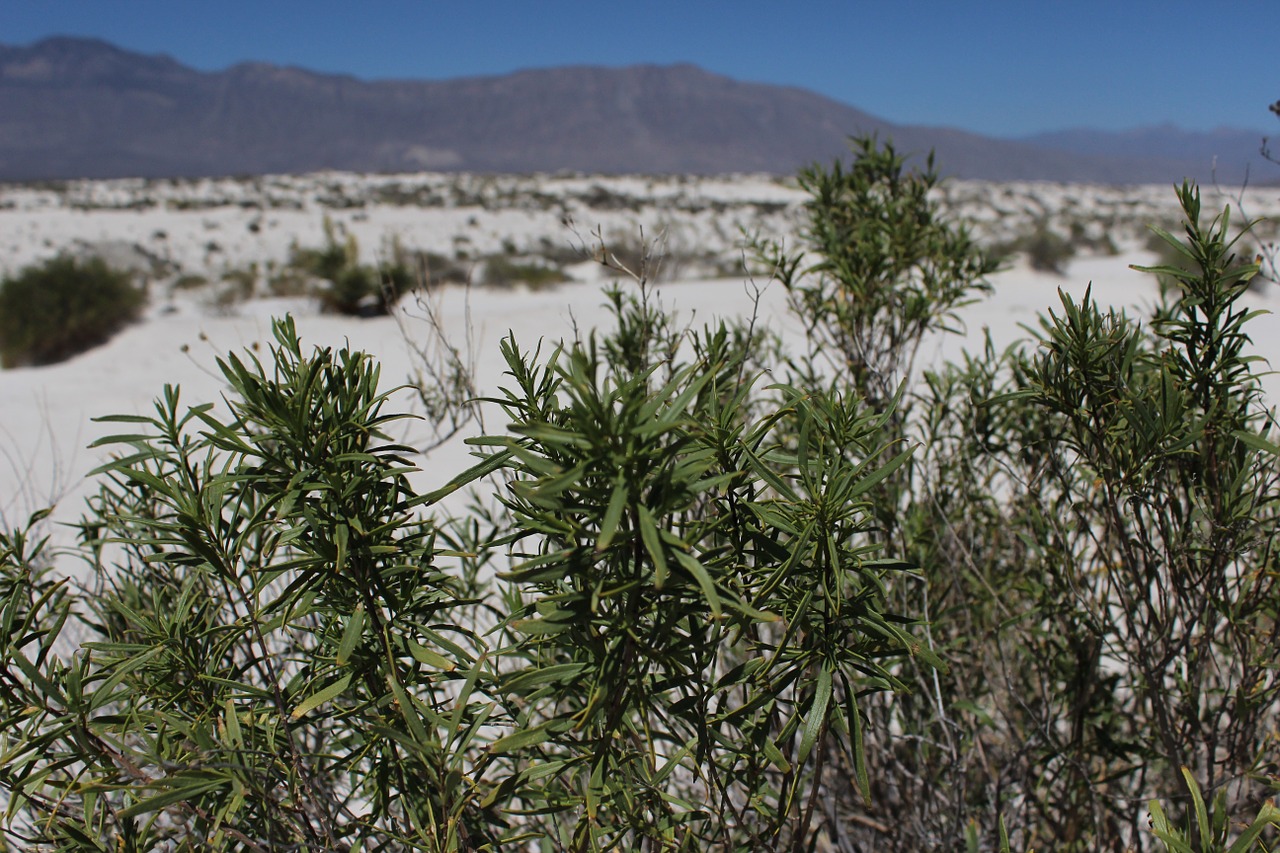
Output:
0,36,1274,185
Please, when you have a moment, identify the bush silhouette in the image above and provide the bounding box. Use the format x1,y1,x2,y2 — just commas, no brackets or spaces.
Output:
0,255,145,368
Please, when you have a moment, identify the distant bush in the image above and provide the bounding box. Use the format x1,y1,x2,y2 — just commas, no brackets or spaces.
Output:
289,220,417,315
0,256,145,368
416,251,470,287
170,272,209,291
1068,216,1121,255
482,255,568,289
1022,221,1076,273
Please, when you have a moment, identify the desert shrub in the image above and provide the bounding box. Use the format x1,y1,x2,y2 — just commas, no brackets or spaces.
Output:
0,322,500,848
481,255,567,289
0,255,145,367
290,220,418,315
416,250,470,287
874,187,1280,851
756,136,997,413
760,140,1280,851
211,264,259,311
0,289,926,849
982,220,1082,273
756,136,1005,847
4,138,1280,852
1068,216,1121,255
171,272,209,291
1021,220,1076,272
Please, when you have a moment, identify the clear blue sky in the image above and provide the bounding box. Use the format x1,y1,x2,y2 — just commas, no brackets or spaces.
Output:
2,0,1277,137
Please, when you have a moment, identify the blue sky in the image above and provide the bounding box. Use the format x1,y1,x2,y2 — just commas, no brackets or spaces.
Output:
2,0,1277,137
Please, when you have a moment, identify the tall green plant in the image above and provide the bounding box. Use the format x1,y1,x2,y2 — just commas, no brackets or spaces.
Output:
756,136,997,411
463,285,930,850
0,319,500,850
892,184,1280,851
0,285,932,851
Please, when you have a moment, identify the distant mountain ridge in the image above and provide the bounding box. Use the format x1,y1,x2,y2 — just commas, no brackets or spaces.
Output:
1020,125,1276,184
0,36,1273,184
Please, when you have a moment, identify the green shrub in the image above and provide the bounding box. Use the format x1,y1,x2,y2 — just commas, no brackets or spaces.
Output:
171,272,209,291
1021,220,1076,272
4,139,1280,852
209,265,259,313
0,255,145,367
288,222,419,315
417,250,470,287
0,291,926,848
886,186,1280,851
481,254,567,289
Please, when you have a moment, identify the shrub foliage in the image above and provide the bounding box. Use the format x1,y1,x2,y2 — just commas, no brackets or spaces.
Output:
2,139,1280,851
0,256,145,367
289,219,414,315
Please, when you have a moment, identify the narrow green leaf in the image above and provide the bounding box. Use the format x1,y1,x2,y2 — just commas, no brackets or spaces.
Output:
407,637,457,671
798,666,832,763
673,550,721,617
637,505,669,588
597,479,627,552
502,662,587,695
1182,767,1212,852
223,698,242,748
510,616,574,636
415,448,514,506
334,523,349,576
761,738,791,774
847,444,917,500
291,673,352,719
118,773,227,818
1235,429,1280,456
489,720,557,754
844,670,870,804
336,604,364,667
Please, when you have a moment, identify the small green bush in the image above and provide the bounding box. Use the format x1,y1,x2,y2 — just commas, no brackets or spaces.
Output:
482,255,568,289
289,221,418,315
0,256,145,368
170,272,209,291
1022,221,1076,273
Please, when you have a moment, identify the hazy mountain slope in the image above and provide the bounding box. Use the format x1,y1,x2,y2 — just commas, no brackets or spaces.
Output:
0,37,1261,183
1020,125,1276,185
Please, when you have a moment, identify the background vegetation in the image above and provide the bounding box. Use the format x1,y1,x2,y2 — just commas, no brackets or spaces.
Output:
0,256,145,367
2,136,1280,851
